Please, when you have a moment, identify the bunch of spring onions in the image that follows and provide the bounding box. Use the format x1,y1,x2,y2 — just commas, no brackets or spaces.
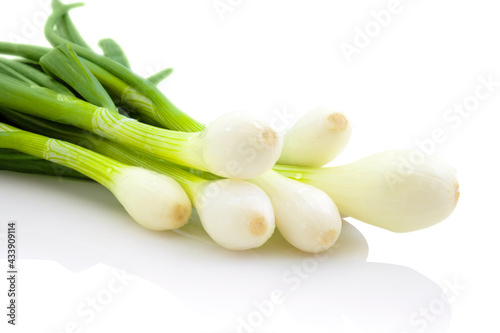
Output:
0,1,459,253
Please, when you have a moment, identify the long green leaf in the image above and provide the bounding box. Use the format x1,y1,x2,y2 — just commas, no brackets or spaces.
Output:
0,43,168,125
44,3,205,132
51,0,92,49
147,67,173,86
0,42,50,62
98,38,131,69
0,57,74,95
0,61,36,85
40,43,116,110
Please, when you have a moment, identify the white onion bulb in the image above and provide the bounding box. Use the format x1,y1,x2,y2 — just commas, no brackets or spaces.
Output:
194,179,275,250
200,111,284,179
277,150,459,232
278,107,352,167
250,170,342,253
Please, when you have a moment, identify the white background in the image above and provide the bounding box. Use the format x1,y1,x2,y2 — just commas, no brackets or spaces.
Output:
1,0,499,332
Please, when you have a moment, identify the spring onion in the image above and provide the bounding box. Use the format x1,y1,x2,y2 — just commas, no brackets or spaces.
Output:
249,170,342,253
278,107,352,167
0,74,283,179
41,3,455,238
0,1,462,253
274,150,459,232
0,123,191,231
1,110,276,250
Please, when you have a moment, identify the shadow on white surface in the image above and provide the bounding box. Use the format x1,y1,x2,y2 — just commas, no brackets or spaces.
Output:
1,173,451,332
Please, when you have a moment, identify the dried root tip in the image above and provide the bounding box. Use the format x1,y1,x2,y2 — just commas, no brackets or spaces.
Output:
174,204,192,226
454,183,460,204
259,127,280,150
318,229,336,247
327,112,348,131
195,179,275,250
248,216,268,236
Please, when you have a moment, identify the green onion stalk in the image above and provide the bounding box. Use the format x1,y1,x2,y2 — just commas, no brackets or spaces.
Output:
0,122,191,231
0,73,283,179
0,110,276,250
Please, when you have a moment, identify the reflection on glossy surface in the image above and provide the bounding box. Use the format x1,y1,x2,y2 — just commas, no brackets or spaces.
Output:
1,172,450,332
